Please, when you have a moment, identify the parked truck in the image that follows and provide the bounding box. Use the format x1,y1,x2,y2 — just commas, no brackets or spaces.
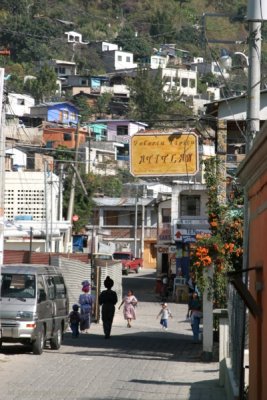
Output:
112,252,143,275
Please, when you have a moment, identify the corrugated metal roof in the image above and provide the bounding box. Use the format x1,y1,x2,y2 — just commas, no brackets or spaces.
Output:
93,197,155,207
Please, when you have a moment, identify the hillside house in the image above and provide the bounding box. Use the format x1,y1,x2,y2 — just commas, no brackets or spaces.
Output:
37,59,77,77
65,31,88,44
30,102,79,125
43,125,88,149
101,49,137,72
6,93,35,119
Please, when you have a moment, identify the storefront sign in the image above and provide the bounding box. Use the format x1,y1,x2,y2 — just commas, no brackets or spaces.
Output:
130,132,198,177
174,228,210,242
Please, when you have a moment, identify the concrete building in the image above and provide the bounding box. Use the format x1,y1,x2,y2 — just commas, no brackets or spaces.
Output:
4,171,69,252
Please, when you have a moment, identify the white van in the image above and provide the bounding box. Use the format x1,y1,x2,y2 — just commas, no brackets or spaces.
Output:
0,264,69,355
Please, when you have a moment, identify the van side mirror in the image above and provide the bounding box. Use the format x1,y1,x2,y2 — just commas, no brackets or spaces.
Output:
38,290,47,302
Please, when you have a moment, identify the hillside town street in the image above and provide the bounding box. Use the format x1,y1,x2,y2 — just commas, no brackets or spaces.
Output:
0,269,227,400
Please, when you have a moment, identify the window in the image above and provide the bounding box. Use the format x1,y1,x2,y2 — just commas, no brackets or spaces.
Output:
162,208,171,223
53,275,67,299
17,98,25,105
1,273,36,299
58,67,66,74
62,110,69,119
64,133,72,141
37,276,46,301
104,210,119,225
181,78,188,88
126,56,131,62
101,128,107,137
45,276,55,300
117,125,128,136
117,55,122,61
180,195,200,216
70,112,76,121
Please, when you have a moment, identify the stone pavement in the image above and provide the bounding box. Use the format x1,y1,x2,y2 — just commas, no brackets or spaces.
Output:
0,269,227,400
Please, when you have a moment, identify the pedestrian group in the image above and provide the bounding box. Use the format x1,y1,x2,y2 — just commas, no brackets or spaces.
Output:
68,274,202,343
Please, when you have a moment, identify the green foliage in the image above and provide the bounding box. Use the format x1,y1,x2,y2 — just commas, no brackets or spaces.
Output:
72,95,92,123
24,65,58,103
191,157,244,307
0,14,63,63
115,26,153,61
94,93,112,119
126,66,192,127
62,170,124,232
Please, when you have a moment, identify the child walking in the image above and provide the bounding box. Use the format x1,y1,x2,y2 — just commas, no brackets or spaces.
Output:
69,304,81,338
157,302,172,330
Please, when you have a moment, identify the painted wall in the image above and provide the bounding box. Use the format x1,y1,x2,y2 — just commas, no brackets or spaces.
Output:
237,125,267,400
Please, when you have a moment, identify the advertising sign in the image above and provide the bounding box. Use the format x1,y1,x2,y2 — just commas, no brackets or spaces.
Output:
130,132,198,177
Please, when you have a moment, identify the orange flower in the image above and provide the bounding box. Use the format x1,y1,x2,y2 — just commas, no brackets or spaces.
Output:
210,220,218,227
202,256,212,266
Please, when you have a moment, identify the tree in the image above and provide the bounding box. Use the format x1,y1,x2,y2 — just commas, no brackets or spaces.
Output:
24,65,58,103
126,67,192,127
94,93,112,119
72,95,92,123
115,26,152,61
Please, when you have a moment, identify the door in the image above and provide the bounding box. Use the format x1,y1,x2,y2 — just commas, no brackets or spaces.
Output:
37,275,53,337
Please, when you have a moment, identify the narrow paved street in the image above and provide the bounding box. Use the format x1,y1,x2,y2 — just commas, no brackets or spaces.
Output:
0,269,227,400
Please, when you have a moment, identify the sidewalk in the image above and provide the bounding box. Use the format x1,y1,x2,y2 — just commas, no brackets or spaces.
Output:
84,268,227,400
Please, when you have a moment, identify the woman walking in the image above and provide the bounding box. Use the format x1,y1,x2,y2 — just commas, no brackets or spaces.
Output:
99,276,118,339
119,289,138,328
78,280,94,333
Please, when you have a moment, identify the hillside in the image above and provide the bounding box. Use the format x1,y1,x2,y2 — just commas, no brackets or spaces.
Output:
0,0,252,75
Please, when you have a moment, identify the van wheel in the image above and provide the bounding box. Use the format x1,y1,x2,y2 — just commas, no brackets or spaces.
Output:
124,268,129,276
50,328,62,350
32,326,45,355
136,266,140,273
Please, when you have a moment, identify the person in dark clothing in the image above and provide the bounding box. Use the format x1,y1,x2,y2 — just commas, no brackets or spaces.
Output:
99,276,118,339
69,304,81,338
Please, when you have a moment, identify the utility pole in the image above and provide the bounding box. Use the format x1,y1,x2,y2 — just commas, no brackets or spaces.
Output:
0,68,5,266
134,189,138,258
64,121,80,252
44,160,49,252
246,18,262,150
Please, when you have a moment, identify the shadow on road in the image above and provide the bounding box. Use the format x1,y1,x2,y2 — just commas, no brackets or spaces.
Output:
60,330,205,364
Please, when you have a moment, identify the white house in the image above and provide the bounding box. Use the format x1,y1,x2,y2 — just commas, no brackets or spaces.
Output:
101,50,137,72
5,148,27,170
150,55,168,69
65,31,88,44
37,59,77,77
161,67,197,96
6,93,35,118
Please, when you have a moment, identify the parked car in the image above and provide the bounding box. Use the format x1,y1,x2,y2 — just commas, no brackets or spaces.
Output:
0,264,69,355
112,252,143,275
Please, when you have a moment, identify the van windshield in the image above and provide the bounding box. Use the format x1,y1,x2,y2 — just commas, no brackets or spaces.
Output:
1,273,36,299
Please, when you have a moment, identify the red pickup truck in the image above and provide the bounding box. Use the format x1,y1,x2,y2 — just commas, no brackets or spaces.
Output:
113,252,143,275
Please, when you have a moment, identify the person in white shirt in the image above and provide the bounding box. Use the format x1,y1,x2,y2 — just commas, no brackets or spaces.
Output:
156,303,173,330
